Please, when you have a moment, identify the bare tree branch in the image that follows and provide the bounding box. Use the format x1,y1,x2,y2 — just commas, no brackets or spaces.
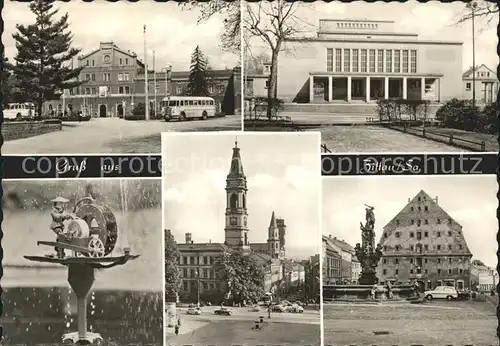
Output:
454,0,498,26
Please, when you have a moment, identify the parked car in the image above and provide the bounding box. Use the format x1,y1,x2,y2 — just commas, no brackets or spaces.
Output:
214,308,232,316
272,304,286,312
248,305,261,312
286,304,304,313
457,290,471,300
424,286,458,300
187,307,201,315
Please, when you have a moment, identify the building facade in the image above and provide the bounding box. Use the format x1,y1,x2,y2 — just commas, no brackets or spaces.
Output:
322,235,342,284
462,64,498,104
471,260,498,292
277,19,463,104
45,41,240,117
351,256,361,284
175,140,304,301
377,190,473,292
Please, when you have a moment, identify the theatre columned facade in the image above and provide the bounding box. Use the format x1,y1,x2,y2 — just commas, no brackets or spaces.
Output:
277,19,463,104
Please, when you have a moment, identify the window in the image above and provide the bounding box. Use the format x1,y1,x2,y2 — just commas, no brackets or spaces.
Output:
91,74,96,81
448,269,452,274
332,48,341,72
395,269,399,275
103,73,111,82
383,258,387,264
125,58,129,65
394,50,401,73
396,219,400,225
176,85,182,95
425,206,428,211
410,245,414,251
344,49,350,72
417,220,421,227
361,49,367,72
459,245,463,250
424,258,428,264
208,85,214,94
85,73,91,81
438,258,441,264
402,50,409,73
410,258,414,264
425,269,428,274
124,73,130,81
395,232,400,238
118,73,123,81
448,231,452,236
448,245,452,250
424,245,429,250
448,218,452,224
418,206,421,211
410,269,413,274
386,50,392,73
377,50,384,72
425,220,429,225
417,232,421,240
119,58,123,65
448,258,452,263
352,49,359,72
424,231,428,237
410,50,417,73
86,60,89,66
369,49,375,72
92,60,95,67
411,220,414,225
394,258,399,264
383,269,387,275
459,269,463,274
466,82,471,90
410,232,414,238
437,219,441,224
411,207,414,211
326,48,333,72
395,245,400,251
437,269,441,274
437,245,441,250
437,232,441,237
119,86,124,94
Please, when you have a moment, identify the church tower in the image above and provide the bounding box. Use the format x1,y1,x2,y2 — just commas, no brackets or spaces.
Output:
267,211,280,258
224,139,250,251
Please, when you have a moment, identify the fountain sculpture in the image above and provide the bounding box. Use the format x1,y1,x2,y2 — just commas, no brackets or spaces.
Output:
354,205,383,285
24,197,140,345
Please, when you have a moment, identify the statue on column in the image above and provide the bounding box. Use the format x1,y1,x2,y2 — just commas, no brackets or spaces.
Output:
355,204,383,285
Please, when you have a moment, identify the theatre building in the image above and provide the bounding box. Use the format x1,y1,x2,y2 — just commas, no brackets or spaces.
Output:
377,190,472,292
277,19,463,104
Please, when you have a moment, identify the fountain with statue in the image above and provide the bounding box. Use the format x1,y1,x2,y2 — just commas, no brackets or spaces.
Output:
323,204,415,301
24,196,140,345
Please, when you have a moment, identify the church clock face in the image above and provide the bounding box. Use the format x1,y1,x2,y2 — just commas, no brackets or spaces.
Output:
104,54,111,63
230,216,237,226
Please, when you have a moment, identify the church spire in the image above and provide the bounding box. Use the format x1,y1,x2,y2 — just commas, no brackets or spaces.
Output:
269,211,277,228
227,139,245,178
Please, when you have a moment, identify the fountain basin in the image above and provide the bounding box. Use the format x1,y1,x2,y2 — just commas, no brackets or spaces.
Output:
323,284,416,301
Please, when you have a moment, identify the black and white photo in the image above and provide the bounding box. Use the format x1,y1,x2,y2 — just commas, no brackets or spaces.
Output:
2,0,241,154
243,0,497,153
163,132,322,346
1,179,163,344
322,175,497,345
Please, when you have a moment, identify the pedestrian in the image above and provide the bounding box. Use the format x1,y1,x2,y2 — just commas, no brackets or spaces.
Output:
386,281,393,300
174,324,179,336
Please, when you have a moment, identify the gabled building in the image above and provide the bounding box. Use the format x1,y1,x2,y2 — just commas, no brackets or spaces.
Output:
471,260,498,292
377,190,473,291
322,235,342,284
462,64,498,104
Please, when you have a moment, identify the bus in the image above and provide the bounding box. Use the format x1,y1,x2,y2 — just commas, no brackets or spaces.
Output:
160,96,216,121
4,102,36,120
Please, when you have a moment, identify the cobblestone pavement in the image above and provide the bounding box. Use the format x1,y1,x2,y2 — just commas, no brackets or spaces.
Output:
3,116,241,154
323,301,497,345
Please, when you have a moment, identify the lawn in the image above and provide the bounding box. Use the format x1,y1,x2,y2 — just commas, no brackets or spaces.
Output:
167,320,321,346
323,300,497,345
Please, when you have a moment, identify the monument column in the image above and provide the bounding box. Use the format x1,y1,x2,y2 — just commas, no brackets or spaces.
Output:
420,77,425,100
403,77,408,99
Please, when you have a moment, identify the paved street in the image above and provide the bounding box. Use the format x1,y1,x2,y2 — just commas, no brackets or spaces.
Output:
3,116,241,154
166,306,320,346
323,300,498,345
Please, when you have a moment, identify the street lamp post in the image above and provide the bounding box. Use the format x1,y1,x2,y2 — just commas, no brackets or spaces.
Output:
162,65,172,118
195,270,200,307
470,1,478,110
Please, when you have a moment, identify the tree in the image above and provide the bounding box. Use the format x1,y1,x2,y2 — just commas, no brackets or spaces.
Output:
11,0,84,118
1,56,19,105
455,0,498,25
245,52,271,75
214,250,265,304
165,229,181,300
244,1,306,118
182,0,241,54
187,46,210,97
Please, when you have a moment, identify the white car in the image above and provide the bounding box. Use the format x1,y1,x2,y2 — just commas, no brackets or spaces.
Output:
424,286,458,301
187,307,201,315
286,304,304,313
248,305,261,312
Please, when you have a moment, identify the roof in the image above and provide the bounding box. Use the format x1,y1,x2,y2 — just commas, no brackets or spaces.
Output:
177,242,231,252
462,64,496,78
250,252,272,265
327,236,355,253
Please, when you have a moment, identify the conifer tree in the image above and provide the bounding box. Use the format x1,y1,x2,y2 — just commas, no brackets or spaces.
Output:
187,46,210,97
165,230,181,300
12,0,84,118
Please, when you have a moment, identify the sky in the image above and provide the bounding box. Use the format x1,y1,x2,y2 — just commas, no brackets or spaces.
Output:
323,175,497,268
162,132,322,260
3,0,239,71
245,0,498,72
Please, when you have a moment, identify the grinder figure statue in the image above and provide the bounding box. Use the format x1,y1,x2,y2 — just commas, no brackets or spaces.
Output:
50,196,74,259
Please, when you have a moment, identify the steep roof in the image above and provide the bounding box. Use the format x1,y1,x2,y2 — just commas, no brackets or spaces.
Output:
380,190,472,257
177,242,231,252
462,64,497,79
